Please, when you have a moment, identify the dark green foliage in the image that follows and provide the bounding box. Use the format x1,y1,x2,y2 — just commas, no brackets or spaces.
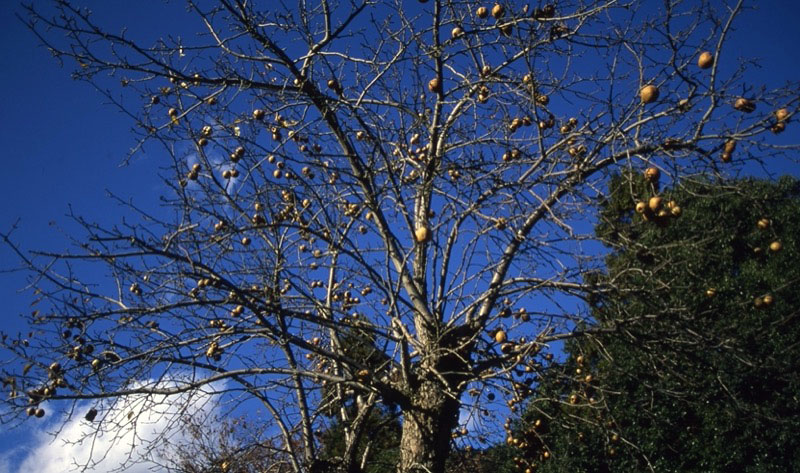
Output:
320,318,392,416
316,407,401,473
444,445,517,473
315,318,399,472
520,174,800,473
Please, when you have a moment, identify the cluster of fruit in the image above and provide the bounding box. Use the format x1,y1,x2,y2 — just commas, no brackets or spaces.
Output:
633,167,681,225
640,51,792,164
635,196,681,225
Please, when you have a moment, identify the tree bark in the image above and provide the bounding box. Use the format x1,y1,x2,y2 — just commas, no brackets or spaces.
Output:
398,379,461,473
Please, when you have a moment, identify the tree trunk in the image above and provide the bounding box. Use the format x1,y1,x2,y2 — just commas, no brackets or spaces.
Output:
397,380,461,473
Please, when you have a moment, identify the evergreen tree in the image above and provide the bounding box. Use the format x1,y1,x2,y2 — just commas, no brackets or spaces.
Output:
518,174,800,472
316,319,401,473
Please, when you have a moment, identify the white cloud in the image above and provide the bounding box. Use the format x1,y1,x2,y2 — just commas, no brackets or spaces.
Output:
8,378,224,473
0,453,11,473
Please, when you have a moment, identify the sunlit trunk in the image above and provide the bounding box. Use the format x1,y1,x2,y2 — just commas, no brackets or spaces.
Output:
398,380,461,473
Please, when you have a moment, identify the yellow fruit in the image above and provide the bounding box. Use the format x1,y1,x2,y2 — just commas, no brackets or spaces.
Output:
644,167,660,181
769,241,782,252
734,97,755,113
775,108,789,122
476,6,489,18
491,3,504,18
635,202,647,214
757,218,770,230
327,79,340,92
697,51,713,69
648,196,662,212
724,140,736,154
428,77,441,94
451,27,464,38
415,226,431,243
495,330,507,343
640,84,659,104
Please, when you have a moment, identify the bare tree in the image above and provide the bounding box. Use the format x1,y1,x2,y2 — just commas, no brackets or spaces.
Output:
156,412,296,473
2,1,797,472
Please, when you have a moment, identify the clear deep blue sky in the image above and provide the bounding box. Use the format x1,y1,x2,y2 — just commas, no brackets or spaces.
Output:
1,1,800,469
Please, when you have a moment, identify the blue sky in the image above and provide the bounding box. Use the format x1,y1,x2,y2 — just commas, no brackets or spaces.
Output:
1,1,800,472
